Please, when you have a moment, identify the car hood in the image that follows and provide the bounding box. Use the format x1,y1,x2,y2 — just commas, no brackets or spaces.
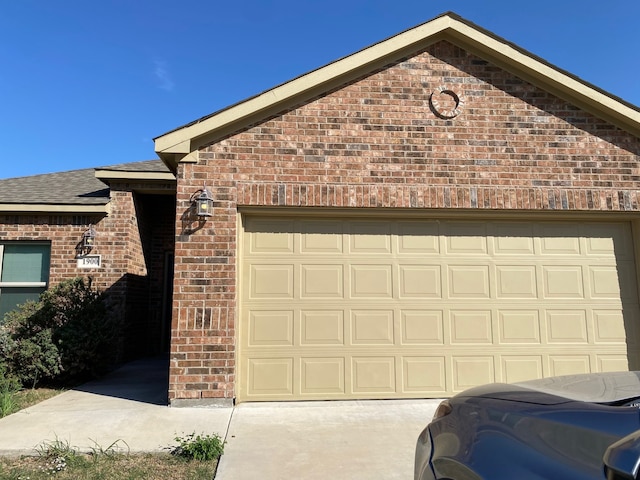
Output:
517,371,640,403
454,372,640,405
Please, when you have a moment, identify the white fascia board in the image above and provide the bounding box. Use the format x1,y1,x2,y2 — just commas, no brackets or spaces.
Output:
0,204,109,214
94,170,176,182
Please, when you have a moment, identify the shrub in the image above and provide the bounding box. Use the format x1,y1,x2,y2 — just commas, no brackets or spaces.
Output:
2,277,119,387
0,361,21,418
0,361,20,393
171,433,225,461
2,301,61,387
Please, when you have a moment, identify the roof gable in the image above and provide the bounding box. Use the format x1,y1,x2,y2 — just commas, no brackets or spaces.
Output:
154,12,640,170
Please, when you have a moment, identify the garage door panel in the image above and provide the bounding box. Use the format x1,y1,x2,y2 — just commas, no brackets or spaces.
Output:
239,216,638,401
452,356,495,391
350,265,393,298
300,310,345,346
351,310,394,345
498,310,541,344
496,265,538,298
447,265,490,298
444,222,488,254
299,220,344,253
249,264,294,298
494,223,535,254
398,265,441,298
584,223,631,258
247,358,293,396
546,310,588,343
300,358,345,394
597,355,630,372
352,357,396,393
538,224,582,254
348,222,391,253
610,263,639,302
245,218,295,253
549,355,591,376
402,357,447,393
397,221,440,253
248,311,294,347
593,310,627,343
542,266,585,298
401,310,444,344
450,310,493,344
300,264,344,298
588,266,622,299
502,356,543,383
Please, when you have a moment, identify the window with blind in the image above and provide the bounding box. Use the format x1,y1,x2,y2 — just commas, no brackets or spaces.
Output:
0,243,50,322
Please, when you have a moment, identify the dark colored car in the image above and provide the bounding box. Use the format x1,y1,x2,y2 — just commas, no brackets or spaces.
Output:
415,372,640,480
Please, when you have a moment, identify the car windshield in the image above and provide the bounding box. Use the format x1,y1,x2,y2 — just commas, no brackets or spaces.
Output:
516,371,640,404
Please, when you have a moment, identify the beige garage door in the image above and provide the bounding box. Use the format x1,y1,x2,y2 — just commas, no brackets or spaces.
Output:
238,216,639,402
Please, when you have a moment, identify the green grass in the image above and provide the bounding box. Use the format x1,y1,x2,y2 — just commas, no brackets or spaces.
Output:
0,387,63,419
0,390,18,418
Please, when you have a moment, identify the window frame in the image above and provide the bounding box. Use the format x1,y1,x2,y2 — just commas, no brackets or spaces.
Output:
0,242,51,318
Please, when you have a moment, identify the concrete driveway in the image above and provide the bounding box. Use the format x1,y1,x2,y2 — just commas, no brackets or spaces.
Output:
216,400,439,480
0,358,440,479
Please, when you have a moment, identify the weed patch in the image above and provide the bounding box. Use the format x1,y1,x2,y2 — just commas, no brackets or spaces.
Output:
171,432,225,461
0,438,218,480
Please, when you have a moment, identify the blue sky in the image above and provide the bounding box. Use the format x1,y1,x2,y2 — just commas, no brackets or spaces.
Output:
1,0,638,179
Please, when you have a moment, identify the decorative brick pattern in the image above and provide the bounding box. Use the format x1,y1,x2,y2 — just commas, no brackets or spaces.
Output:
172,40,640,402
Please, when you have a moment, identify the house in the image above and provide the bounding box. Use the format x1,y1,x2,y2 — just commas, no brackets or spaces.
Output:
2,12,640,406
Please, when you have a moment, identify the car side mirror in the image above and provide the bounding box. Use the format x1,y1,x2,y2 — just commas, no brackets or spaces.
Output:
603,430,640,480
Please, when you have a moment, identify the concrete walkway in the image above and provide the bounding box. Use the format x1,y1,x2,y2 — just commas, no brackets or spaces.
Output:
0,358,440,479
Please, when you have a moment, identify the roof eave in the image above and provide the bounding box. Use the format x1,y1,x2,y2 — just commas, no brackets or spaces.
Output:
0,203,110,214
94,169,176,183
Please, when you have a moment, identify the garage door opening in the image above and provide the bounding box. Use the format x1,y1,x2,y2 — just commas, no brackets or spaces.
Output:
238,215,640,402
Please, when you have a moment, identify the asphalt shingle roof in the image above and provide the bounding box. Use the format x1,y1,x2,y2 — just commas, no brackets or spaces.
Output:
95,159,171,173
0,168,109,205
0,160,169,206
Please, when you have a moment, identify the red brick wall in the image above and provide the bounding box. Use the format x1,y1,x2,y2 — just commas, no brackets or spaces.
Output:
0,214,108,287
0,184,176,361
170,40,640,402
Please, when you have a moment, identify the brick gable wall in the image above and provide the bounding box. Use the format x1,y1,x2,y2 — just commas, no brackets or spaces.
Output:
170,40,640,402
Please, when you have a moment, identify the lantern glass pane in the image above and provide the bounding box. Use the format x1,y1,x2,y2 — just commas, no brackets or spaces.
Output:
197,199,213,216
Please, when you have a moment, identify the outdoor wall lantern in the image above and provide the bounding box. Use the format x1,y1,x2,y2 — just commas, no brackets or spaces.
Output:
191,185,214,218
76,224,97,257
82,224,96,250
